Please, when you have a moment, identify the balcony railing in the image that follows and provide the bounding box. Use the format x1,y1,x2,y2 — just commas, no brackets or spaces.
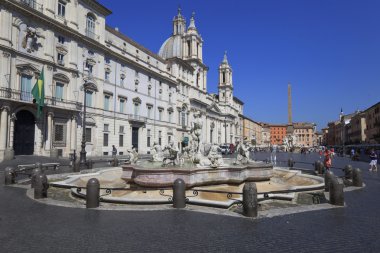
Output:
16,0,43,12
128,114,147,123
0,87,82,111
45,96,82,111
0,87,33,102
85,28,99,41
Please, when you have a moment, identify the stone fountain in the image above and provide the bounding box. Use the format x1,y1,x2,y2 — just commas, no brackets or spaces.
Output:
121,114,272,187
49,112,324,207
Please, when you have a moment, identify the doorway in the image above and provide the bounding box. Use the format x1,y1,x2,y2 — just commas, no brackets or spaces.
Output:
14,110,35,155
132,127,139,151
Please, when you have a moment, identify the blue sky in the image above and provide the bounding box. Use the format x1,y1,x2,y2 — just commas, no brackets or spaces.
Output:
99,0,380,130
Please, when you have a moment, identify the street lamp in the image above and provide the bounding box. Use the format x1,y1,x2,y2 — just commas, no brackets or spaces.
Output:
224,116,227,144
79,80,98,170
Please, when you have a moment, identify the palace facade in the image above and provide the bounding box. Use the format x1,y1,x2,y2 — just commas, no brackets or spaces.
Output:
0,0,244,161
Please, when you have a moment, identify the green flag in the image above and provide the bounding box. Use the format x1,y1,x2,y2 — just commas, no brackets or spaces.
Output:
31,67,45,118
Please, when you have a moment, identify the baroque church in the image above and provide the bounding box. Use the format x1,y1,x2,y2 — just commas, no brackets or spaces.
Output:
0,1,244,161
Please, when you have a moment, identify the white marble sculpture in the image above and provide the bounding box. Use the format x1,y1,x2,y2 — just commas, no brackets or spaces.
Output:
126,147,139,164
162,141,179,166
150,142,164,162
234,140,252,165
190,112,203,163
22,27,40,53
207,143,224,168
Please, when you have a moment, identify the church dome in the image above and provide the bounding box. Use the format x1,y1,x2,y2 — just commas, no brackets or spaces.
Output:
158,35,182,59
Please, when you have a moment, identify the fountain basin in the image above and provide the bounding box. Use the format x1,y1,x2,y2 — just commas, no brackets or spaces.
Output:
121,161,273,187
49,167,324,208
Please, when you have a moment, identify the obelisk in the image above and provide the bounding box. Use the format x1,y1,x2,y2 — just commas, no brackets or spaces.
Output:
288,83,292,124
286,83,294,135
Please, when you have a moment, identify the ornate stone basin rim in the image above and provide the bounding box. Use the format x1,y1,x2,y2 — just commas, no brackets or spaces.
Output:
122,162,274,187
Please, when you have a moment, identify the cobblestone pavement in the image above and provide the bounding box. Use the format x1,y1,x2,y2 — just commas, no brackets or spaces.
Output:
1,153,380,253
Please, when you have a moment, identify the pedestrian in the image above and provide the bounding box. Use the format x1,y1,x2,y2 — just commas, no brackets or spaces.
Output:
324,148,332,172
270,145,277,165
112,145,117,157
369,149,377,172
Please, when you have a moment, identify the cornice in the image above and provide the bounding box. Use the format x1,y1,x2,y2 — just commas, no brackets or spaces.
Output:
4,0,177,86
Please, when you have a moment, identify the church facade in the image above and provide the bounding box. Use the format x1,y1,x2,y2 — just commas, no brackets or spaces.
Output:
0,0,244,161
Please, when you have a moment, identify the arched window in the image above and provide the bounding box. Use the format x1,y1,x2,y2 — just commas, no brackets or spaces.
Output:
86,14,96,38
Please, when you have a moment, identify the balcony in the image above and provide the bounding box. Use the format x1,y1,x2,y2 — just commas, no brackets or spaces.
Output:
16,0,43,12
0,87,82,111
128,114,147,122
0,87,33,102
127,114,147,127
85,28,99,41
45,96,82,111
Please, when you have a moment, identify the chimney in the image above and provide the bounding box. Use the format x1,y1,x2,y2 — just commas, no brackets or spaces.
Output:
115,27,119,32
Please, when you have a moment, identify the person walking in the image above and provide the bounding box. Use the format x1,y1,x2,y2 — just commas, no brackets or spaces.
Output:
369,149,378,172
324,148,332,173
270,145,277,165
351,148,355,158
112,145,117,157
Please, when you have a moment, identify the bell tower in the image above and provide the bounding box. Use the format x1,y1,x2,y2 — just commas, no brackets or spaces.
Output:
173,7,186,35
218,51,233,104
184,12,203,62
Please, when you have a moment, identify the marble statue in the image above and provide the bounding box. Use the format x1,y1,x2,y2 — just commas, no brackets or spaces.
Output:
234,139,252,165
284,134,296,151
190,112,202,153
150,142,164,162
207,143,224,168
22,27,40,53
189,111,203,163
126,147,139,164
162,141,179,167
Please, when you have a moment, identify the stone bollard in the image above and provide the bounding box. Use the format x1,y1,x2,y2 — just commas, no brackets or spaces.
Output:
324,170,334,192
344,165,353,180
329,177,344,206
173,178,186,208
352,168,363,187
288,158,294,168
4,167,16,185
34,173,49,199
86,178,100,208
31,163,43,188
242,182,258,217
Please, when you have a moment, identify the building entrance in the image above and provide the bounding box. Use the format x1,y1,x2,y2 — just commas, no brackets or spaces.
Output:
132,127,139,151
14,110,35,155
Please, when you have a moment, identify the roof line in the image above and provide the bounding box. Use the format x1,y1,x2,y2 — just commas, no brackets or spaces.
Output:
106,25,166,63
